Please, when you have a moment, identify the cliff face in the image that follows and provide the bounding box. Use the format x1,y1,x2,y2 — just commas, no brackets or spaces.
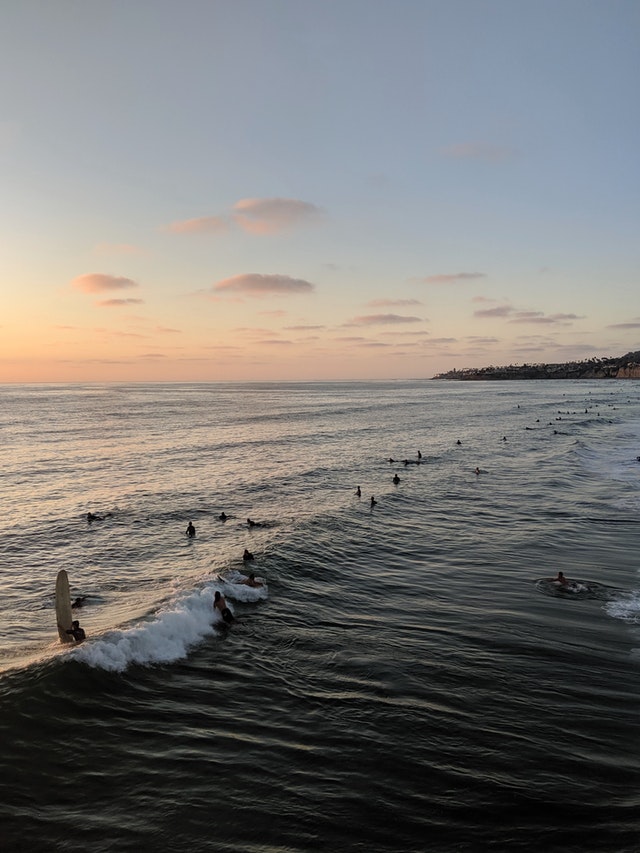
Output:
616,363,640,379
434,351,640,381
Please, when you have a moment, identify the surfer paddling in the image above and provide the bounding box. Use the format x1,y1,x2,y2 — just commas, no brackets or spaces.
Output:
214,591,234,625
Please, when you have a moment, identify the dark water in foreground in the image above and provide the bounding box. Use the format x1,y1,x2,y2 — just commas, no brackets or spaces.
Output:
1,380,639,852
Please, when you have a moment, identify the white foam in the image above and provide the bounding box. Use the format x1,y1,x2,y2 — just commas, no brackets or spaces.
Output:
605,592,640,623
71,578,267,672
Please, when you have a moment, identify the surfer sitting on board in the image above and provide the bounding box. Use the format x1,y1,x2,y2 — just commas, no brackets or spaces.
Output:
238,573,263,588
555,571,569,586
214,591,234,624
71,597,86,609
243,549,254,561
66,620,86,642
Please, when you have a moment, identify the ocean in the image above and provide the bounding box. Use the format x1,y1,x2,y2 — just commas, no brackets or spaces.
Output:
1,380,639,852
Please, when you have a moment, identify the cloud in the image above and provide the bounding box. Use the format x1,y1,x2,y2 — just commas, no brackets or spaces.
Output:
283,325,325,330
166,216,229,234
607,320,640,329
474,304,582,325
509,312,583,325
474,305,514,318
97,298,144,307
72,273,139,294
419,272,486,284
367,298,423,307
472,295,497,304
441,142,517,161
345,314,423,326
232,198,322,234
213,273,314,297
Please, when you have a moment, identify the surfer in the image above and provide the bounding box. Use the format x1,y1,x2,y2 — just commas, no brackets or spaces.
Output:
370,496,377,506
247,518,264,528
555,571,569,586
186,521,196,538
66,620,86,642
356,486,361,497
393,474,400,484
214,591,234,624
239,573,263,588
417,450,422,459
86,512,103,522
219,512,228,521
71,596,86,609
475,467,480,475
243,549,254,561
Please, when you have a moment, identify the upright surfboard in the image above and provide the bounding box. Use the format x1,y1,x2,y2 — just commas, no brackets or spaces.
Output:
55,570,74,643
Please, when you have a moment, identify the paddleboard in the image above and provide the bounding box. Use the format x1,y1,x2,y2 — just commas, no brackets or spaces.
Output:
55,570,74,643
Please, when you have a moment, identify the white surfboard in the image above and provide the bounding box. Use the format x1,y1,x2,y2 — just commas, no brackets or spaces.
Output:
55,570,74,643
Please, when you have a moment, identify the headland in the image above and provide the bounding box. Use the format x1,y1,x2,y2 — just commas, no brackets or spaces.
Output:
433,350,640,381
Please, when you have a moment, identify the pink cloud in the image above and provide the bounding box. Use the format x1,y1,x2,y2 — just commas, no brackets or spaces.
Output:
232,198,322,234
213,274,314,297
166,216,229,234
72,273,139,294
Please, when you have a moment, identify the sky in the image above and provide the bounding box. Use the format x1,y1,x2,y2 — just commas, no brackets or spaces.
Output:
1,0,639,382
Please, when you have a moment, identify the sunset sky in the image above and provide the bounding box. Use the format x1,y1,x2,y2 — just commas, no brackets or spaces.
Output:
2,0,639,382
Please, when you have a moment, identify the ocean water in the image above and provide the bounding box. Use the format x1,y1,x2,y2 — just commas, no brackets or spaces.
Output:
1,380,639,852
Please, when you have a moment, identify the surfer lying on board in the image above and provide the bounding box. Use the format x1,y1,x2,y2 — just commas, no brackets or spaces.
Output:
65,620,86,642
238,573,263,588
214,591,234,624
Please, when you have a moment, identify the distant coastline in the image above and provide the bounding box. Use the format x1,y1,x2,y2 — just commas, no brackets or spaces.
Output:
433,350,640,381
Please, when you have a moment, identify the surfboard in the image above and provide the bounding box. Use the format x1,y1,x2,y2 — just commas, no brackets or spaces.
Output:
55,570,74,643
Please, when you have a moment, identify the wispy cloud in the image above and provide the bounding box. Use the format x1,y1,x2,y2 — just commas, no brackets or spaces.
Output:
97,298,144,307
166,216,229,235
474,304,514,318
212,274,314,298
344,314,422,326
366,298,423,307
72,273,139,294
474,304,582,325
283,324,325,330
509,312,583,325
418,272,486,285
441,142,517,162
607,319,640,329
167,197,322,237
232,198,322,234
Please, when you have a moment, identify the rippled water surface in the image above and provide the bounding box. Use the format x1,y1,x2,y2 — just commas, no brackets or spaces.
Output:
1,380,639,852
